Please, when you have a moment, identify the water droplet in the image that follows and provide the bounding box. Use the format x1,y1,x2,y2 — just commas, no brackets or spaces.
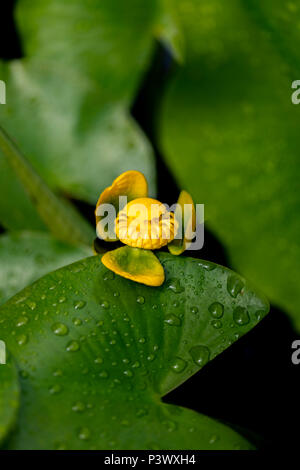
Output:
147,354,155,362
53,369,63,377
94,357,103,364
99,370,109,378
208,302,224,318
124,370,134,378
138,337,146,344
103,271,115,281
66,340,80,352
132,361,140,368
227,275,244,298
72,401,85,412
164,314,181,326
49,384,62,395
233,306,250,325
16,316,29,327
163,420,177,432
16,334,28,346
74,300,86,310
166,278,184,294
73,318,82,326
189,345,210,367
78,427,91,440
100,300,109,309
113,291,120,297
209,434,219,444
52,323,69,336
26,300,36,310
136,296,145,304
255,310,265,321
170,357,187,373
211,319,222,329
59,296,66,303
198,261,216,271
190,306,199,314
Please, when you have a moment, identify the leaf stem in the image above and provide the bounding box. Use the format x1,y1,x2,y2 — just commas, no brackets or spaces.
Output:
0,125,95,247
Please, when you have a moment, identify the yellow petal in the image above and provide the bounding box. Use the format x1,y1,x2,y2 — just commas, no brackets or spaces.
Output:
101,246,165,287
168,190,196,256
95,171,148,241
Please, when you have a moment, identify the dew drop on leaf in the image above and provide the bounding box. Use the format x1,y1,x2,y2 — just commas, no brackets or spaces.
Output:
124,369,134,378
78,427,91,441
52,323,69,336
208,301,224,318
170,357,187,373
94,357,103,364
99,370,109,378
227,275,244,298
103,271,115,281
16,316,29,327
66,340,80,352
233,306,250,325
211,319,222,329
72,401,86,413
164,314,181,326
197,261,216,271
166,278,184,294
189,345,210,367
16,334,28,346
49,384,62,395
26,300,37,310
74,300,86,310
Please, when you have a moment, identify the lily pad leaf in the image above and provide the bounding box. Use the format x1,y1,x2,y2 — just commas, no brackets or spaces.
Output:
0,253,268,449
0,231,91,306
160,0,300,328
0,0,157,230
0,351,20,445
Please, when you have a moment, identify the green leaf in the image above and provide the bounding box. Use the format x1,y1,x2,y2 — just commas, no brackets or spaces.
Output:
0,253,268,449
160,0,300,328
0,0,157,230
0,126,95,246
0,352,20,445
0,231,91,306
244,0,300,74
154,0,185,63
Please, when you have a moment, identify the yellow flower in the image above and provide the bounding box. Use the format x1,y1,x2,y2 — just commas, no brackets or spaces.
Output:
95,171,195,287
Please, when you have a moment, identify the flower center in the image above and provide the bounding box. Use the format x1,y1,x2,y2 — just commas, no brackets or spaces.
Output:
115,198,178,250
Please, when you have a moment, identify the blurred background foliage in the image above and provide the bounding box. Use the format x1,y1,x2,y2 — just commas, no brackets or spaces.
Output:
0,0,299,450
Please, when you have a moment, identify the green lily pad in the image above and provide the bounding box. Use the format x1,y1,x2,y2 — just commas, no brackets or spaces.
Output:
0,231,91,306
0,0,157,230
160,0,300,328
0,253,268,449
0,351,20,445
